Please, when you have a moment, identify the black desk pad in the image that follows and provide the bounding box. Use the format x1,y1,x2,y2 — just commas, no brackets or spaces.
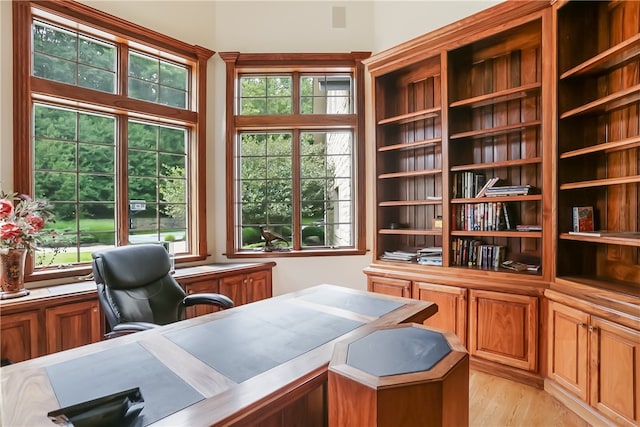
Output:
165,302,364,383
346,327,451,376
296,287,404,317
46,342,203,426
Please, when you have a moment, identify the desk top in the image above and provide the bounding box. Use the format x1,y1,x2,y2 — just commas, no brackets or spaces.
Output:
0,284,436,426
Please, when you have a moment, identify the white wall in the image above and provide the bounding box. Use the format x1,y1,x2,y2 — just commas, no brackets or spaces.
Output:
0,0,500,296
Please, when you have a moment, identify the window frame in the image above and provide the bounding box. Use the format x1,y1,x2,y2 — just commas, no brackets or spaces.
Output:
13,0,214,281
220,52,370,257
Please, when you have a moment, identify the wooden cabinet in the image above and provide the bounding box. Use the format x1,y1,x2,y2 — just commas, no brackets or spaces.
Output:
413,281,466,345
183,279,221,318
555,0,640,289
547,300,589,401
0,310,39,364
219,269,272,307
468,289,538,372
367,275,411,298
548,299,640,427
45,299,101,354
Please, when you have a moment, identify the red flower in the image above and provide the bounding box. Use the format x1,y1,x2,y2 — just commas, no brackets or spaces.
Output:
0,199,13,219
0,222,23,241
26,215,45,233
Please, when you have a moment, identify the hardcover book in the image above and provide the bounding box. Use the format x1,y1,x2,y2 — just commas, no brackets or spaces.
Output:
572,206,594,232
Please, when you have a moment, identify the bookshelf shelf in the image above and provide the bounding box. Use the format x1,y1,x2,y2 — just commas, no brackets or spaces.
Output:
560,33,640,79
451,230,542,238
378,137,441,152
379,199,442,207
559,175,640,190
378,169,442,179
559,135,640,159
452,195,542,203
449,82,541,108
449,120,542,140
559,233,640,248
377,107,441,125
559,84,640,119
450,157,542,172
379,229,442,236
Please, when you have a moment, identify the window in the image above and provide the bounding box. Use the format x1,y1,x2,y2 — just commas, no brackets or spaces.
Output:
13,1,213,280
221,52,370,256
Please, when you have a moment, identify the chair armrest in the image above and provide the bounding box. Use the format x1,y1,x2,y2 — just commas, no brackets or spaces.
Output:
183,293,234,309
105,322,159,339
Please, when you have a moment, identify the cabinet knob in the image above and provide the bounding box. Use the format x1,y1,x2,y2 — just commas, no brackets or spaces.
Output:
578,322,585,328
588,325,597,332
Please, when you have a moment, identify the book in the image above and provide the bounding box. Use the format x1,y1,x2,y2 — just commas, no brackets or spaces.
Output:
501,260,528,271
475,177,500,198
485,185,533,197
572,206,594,232
568,230,640,238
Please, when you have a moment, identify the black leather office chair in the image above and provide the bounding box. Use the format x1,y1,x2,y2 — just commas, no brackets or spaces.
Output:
92,244,233,338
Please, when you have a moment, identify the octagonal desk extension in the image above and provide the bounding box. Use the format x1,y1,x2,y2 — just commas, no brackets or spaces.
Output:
328,323,468,427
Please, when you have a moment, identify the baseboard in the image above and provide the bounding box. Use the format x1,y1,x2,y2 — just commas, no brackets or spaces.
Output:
470,357,543,389
544,379,611,427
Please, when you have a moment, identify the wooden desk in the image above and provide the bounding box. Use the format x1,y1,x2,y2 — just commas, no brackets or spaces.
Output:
0,284,436,426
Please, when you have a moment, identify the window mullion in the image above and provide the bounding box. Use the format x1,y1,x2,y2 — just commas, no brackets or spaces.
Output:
116,115,129,246
292,129,302,251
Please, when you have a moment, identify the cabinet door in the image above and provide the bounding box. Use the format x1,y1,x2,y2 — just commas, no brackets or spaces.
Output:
547,301,589,401
368,276,411,298
469,289,538,371
589,317,640,427
220,274,247,306
184,279,221,318
413,281,467,346
45,300,101,354
245,270,271,304
0,311,40,364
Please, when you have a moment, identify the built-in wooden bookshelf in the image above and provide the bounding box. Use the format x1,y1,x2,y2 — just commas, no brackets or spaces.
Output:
365,2,639,425
556,0,640,291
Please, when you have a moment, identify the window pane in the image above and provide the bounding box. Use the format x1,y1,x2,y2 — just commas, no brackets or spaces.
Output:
129,52,158,82
160,62,188,91
32,22,116,94
78,37,115,70
33,22,77,60
159,86,187,108
33,53,76,85
299,131,354,247
300,75,352,114
129,78,158,103
78,65,115,92
129,51,189,109
129,122,157,149
128,121,189,249
33,104,117,267
240,75,292,115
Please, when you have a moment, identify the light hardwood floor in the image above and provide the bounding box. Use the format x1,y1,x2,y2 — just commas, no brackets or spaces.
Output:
469,370,589,427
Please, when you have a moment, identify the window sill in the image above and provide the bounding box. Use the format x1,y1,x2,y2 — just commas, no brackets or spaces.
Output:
226,248,368,258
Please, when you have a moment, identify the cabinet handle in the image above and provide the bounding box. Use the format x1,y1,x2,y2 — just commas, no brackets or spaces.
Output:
578,322,585,328
588,325,597,332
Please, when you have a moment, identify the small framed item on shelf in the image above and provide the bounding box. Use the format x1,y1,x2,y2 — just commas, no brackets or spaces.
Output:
572,206,594,232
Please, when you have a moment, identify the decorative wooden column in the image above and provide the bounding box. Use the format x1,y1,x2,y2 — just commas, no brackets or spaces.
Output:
328,323,468,427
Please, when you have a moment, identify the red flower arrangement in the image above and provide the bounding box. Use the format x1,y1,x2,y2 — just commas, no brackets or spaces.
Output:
0,191,55,254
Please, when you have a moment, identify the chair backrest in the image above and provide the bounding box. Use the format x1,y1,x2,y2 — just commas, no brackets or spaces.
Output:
92,244,186,329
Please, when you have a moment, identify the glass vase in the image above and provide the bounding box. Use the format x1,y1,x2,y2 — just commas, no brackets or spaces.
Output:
0,248,30,299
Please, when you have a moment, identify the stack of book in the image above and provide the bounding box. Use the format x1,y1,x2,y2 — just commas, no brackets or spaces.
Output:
379,250,417,263
516,224,541,231
417,247,442,266
485,184,534,197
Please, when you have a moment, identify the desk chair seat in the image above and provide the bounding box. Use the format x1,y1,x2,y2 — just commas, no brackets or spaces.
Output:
92,244,233,338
